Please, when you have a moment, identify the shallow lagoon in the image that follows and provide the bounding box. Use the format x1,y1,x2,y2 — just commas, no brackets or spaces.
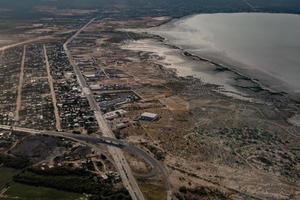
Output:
150,13,300,95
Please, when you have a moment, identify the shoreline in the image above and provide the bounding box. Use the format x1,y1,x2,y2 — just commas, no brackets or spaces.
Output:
122,31,300,104
173,40,300,103
121,38,252,101
142,14,300,102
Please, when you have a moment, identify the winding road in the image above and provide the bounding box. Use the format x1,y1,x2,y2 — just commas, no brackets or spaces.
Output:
0,124,169,192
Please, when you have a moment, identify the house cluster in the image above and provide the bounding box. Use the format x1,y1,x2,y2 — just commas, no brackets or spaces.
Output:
19,44,55,129
0,47,23,125
66,23,160,133
46,43,98,133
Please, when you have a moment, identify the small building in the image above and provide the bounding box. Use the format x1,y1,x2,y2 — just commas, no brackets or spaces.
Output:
90,84,101,90
116,122,129,130
83,72,97,78
140,112,159,121
64,72,74,79
103,109,127,120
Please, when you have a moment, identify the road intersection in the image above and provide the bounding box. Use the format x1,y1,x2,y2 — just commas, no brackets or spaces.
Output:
0,18,171,200
0,124,170,199
63,18,146,200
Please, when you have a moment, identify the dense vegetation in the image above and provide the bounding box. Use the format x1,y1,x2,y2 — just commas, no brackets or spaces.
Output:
13,168,131,200
0,154,31,169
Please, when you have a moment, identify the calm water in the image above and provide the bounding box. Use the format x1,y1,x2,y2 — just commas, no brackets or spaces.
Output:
151,13,300,94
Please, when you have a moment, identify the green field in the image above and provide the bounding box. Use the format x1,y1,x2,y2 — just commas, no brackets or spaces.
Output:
3,183,86,200
0,167,86,200
0,167,19,188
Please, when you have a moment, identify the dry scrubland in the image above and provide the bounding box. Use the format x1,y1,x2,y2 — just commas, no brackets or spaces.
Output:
0,15,299,200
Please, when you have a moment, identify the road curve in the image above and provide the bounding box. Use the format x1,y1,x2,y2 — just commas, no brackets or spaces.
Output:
0,124,170,195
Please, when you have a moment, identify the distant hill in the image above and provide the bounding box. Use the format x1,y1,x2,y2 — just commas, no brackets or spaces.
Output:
0,0,300,19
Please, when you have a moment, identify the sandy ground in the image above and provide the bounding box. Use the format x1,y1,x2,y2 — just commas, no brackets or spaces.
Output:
288,114,300,127
121,38,253,101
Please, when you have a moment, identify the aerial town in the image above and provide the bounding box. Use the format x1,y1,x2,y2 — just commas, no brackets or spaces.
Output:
0,1,300,200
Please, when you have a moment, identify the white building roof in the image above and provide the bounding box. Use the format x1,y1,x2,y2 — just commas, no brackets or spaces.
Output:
103,109,127,120
141,112,159,119
90,84,101,90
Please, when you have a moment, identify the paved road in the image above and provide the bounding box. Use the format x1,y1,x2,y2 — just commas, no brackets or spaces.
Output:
0,124,167,181
63,18,145,200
